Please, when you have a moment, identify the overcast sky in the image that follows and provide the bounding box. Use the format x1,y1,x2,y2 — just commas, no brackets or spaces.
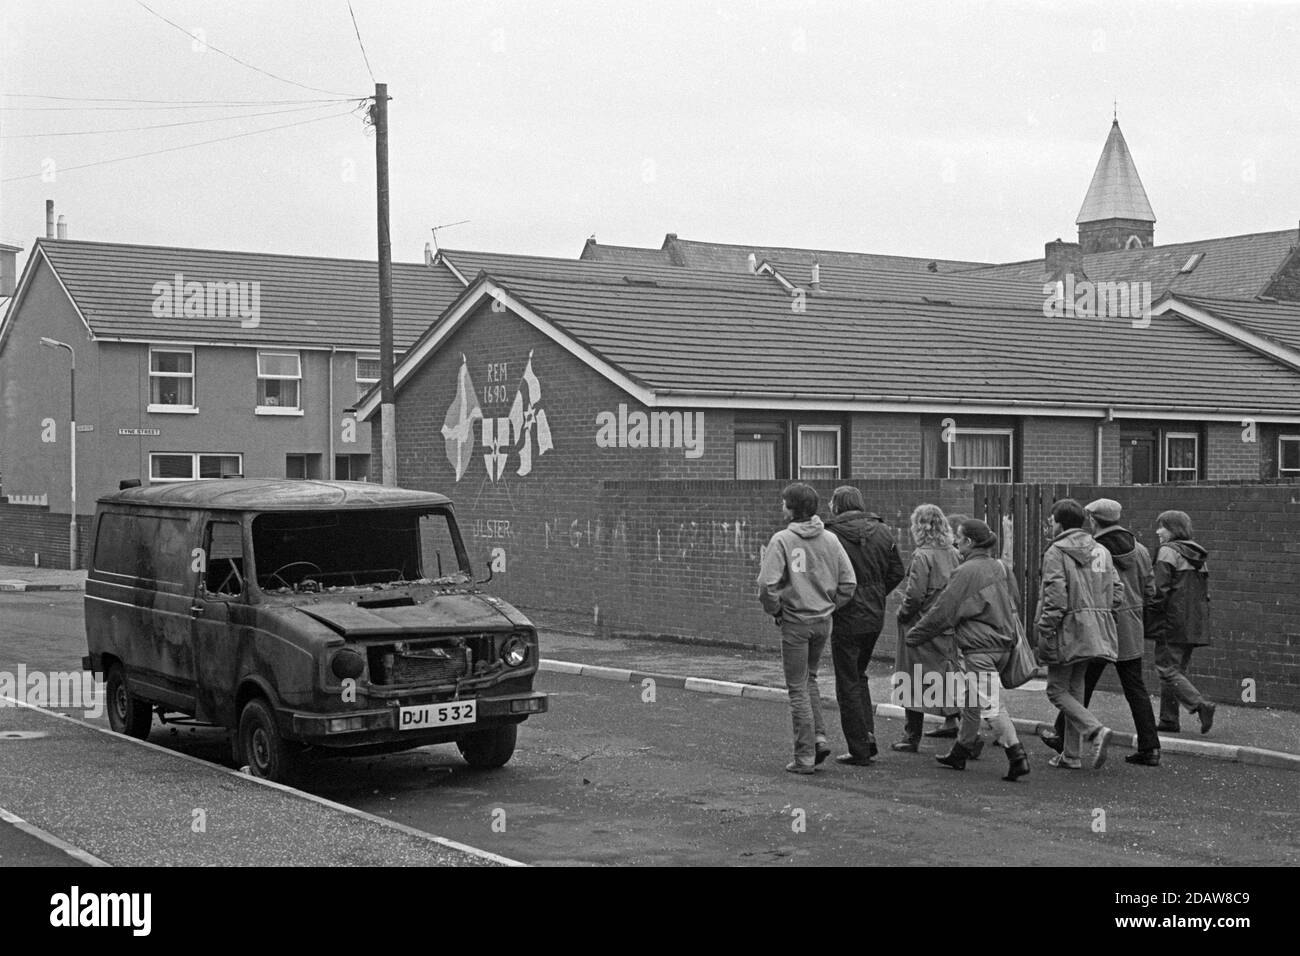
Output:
2,0,1298,267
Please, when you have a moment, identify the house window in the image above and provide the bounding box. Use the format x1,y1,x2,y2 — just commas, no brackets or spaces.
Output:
1164,432,1199,482
149,348,194,408
356,352,380,401
947,428,1014,483
257,350,302,411
286,454,322,479
150,453,242,482
797,426,840,481
335,454,370,481
735,421,787,479
1279,436,1300,477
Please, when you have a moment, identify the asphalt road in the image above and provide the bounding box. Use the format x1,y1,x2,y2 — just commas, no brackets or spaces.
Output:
4,591,1298,866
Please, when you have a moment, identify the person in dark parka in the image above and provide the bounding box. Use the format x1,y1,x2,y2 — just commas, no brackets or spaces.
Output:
1147,509,1215,735
824,486,905,765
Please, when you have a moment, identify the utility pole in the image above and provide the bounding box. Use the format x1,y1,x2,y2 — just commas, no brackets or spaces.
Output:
373,81,397,486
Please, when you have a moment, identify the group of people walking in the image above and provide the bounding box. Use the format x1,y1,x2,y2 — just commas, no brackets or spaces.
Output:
757,483,1214,779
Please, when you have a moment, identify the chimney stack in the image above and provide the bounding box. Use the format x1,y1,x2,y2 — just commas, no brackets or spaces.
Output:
746,252,757,274
56,215,67,240
46,200,55,239
810,259,821,294
1045,238,1086,282
0,242,21,297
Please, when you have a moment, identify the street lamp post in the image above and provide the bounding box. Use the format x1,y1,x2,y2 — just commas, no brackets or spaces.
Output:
40,337,77,569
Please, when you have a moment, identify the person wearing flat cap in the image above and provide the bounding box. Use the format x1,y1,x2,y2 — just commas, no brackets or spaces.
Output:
1040,498,1161,766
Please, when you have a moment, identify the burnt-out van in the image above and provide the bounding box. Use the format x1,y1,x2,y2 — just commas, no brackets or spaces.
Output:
82,479,547,783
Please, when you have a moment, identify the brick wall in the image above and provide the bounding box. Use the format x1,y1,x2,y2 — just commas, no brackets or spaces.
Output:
1022,417,1098,481
849,413,921,477
0,502,93,569
1205,421,1261,480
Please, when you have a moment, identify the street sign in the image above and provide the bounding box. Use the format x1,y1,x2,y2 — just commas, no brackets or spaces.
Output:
118,428,160,437
76,424,94,432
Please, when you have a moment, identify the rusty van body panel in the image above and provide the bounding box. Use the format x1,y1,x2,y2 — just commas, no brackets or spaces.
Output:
83,479,547,779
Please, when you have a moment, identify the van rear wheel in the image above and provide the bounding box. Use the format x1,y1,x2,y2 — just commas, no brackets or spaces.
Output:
106,664,153,740
238,699,301,784
456,723,517,769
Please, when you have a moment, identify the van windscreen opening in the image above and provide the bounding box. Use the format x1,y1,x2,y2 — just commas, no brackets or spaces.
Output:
250,509,470,592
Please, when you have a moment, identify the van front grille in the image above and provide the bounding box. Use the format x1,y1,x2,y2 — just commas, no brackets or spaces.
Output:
369,643,470,685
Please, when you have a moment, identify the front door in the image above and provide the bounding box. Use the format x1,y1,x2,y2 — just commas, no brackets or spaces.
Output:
1122,438,1156,484
192,519,246,725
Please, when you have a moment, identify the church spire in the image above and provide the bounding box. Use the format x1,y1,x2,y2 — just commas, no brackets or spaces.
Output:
1076,119,1155,253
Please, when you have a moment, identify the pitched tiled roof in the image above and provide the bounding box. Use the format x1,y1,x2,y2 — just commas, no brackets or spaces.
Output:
761,258,1047,309
436,248,765,292
580,235,989,274
1077,121,1156,224
405,270,1300,416
967,229,1300,300
27,239,466,348
1172,295,1300,353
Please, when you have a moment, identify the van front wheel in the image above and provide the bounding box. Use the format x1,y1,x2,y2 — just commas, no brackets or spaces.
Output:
106,664,152,740
456,723,517,769
238,699,301,784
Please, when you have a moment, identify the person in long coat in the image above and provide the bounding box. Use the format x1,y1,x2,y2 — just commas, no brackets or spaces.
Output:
1147,509,1215,735
891,504,964,753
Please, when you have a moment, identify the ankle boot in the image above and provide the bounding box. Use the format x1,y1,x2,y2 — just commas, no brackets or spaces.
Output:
968,737,985,760
935,741,971,770
1003,743,1030,782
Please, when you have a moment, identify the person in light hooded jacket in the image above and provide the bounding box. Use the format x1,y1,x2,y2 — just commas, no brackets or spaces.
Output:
1041,499,1161,765
1035,498,1120,770
1147,509,1215,735
757,483,857,774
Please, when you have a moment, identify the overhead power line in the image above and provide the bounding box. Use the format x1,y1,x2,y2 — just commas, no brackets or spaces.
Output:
0,101,356,138
348,2,377,85
1,93,352,105
0,99,358,112
1,109,355,183
134,0,361,98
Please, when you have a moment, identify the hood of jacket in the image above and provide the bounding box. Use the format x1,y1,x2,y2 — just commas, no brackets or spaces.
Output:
824,510,882,544
1094,525,1138,570
1165,539,1208,569
1049,528,1097,567
787,515,826,539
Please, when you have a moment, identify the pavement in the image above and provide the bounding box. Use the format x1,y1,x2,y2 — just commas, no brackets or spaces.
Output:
0,563,85,592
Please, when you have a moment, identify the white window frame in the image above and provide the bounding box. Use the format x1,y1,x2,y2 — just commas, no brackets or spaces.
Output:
1279,435,1300,477
256,350,303,415
1164,431,1200,483
355,351,380,401
147,346,198,414
797,425,841,480
946,427,1015,481
149,453,243,483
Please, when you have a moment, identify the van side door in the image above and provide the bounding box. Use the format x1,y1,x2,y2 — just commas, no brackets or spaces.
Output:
192,517,248,726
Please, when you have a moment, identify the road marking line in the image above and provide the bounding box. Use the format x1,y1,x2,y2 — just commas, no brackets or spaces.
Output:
1,695,526,867
0,805,110,867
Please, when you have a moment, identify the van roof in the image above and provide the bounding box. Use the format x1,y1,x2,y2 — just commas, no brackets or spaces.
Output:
97,478,453,511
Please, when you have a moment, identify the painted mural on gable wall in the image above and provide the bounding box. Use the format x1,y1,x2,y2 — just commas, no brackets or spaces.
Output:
441,350,553,482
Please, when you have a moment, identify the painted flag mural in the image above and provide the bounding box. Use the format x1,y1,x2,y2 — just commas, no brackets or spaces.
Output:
509,350,553,477
440,355,483,481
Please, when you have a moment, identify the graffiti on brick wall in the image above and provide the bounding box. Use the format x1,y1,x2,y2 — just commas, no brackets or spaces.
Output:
441,351,553,482
542,515,629,551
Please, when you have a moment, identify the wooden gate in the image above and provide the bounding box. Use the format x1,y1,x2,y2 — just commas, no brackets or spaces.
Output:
974,482,1076,630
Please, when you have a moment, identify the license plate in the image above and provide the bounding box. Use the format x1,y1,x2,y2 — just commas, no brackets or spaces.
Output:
398,700,477,730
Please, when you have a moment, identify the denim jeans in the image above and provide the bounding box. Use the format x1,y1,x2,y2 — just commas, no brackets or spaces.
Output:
1047,661,1104,759
831,628,881,759
1052,657,1160,752
1154,642,1204,726
780,617,831,766
959,651,1018,749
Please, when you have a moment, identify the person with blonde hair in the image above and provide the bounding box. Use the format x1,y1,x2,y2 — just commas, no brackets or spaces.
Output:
892,503,964,753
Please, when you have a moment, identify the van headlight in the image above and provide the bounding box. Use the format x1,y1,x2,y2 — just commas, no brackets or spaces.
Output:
501,636,529,667
330,648,366,680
